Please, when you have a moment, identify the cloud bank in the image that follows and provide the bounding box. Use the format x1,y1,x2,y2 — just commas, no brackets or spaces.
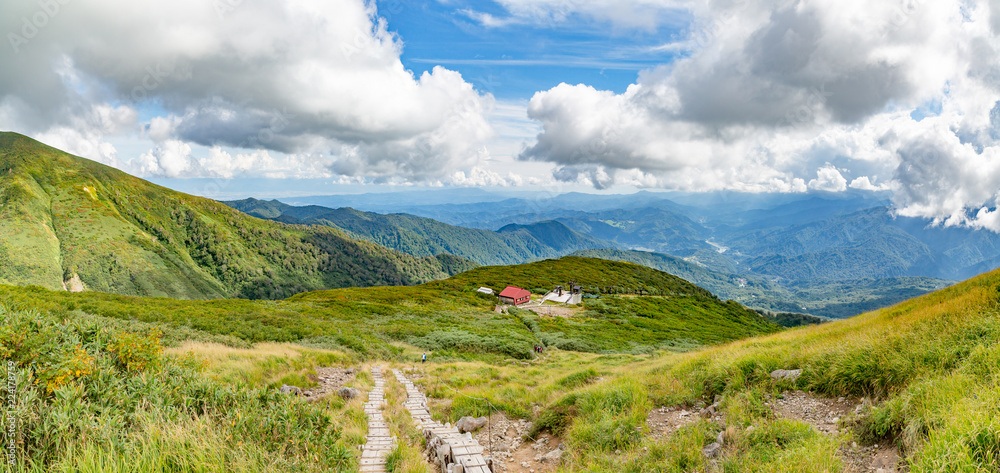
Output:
521,0,1000,230
0,0,493,181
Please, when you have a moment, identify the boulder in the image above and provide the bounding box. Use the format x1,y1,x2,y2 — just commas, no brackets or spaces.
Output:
338,387,360,400
456,416,488,433
769,369,803,382
540,448,563,464
280,385,302,396
702,442,722,459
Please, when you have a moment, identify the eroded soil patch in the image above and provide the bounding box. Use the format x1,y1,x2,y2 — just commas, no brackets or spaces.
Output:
303,367,356,400
646,405,700,439
474,413,564,473
771,390,908,473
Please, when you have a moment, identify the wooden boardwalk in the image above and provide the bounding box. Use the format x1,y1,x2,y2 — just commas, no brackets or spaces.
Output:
392,369,493,473
360,367,394,473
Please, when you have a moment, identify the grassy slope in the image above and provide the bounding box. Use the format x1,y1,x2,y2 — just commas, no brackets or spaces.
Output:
0,305,366,472
0,132,474,300
572,248,953,318
8,257,1000,470
225,198,613,266
417,266,1000,471
0,257,780,360
0,256,782,471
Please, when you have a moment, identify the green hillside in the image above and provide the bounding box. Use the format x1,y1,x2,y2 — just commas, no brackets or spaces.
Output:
6,254,1000,470
572,248,952,318
409,264,1000,472
0,132,475,300
225,198,614,265
0,257,780,359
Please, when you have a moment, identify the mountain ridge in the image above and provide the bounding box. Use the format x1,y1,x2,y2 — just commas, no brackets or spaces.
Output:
0,132,475,300
225,198,615,265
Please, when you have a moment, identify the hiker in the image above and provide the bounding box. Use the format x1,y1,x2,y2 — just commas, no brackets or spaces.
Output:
421,353,427,363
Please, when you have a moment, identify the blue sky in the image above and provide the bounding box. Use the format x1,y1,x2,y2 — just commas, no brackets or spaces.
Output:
378,0,690,99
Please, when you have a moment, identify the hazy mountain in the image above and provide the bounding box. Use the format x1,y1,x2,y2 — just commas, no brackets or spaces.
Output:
225,198,615,265
0,132,475,300
571,249,952,319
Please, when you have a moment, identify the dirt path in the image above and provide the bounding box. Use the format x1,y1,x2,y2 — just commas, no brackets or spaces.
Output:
772,390,855,435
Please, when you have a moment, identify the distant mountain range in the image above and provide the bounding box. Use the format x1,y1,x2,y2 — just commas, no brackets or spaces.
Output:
255,188,1000,318
0,132,474,300
224,198,613,266
570,249,951,319
290,189,1000,282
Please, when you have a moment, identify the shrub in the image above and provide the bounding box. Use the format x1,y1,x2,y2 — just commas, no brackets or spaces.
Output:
106,331,163,373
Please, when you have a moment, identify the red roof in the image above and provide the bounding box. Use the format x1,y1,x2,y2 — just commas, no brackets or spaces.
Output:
498,286,530,300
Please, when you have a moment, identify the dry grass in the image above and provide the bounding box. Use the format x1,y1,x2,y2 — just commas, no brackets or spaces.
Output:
164,341,350,389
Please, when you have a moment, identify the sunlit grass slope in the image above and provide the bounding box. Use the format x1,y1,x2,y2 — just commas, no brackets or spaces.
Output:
0,132,475,300
416,266,1000,471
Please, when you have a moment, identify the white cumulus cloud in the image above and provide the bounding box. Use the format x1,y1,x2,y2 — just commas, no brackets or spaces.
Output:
520,0,1000,230
0,0,494,181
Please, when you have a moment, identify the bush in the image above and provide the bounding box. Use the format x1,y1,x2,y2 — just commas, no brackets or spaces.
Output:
106,331,163,373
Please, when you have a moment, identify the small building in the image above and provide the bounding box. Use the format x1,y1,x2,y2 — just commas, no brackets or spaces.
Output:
476,287,494,295
498,286,531,305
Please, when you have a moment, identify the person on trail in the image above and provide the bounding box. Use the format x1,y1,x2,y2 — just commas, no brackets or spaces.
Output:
421,353,427,363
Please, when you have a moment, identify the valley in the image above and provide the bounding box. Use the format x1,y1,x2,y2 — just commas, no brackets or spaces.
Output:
235,191,971,319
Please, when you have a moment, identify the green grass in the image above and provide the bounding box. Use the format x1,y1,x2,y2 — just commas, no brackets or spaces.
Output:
0,132,476,301
387,266,1000,471
0,257,781,361
6,258,1000,470
0,305,361,472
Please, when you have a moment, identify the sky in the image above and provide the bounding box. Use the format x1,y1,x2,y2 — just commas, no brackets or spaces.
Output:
2,0,1000,230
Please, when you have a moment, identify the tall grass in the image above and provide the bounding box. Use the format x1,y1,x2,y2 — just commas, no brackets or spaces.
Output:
0,305,357,472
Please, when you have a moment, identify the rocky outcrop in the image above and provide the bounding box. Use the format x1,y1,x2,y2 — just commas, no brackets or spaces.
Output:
339,387,361,400
538,448,563,464
456,416,488,433
770,369,803,382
